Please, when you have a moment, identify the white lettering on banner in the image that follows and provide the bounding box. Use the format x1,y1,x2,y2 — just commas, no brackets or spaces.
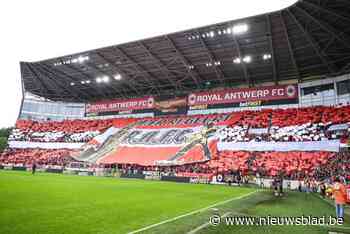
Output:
263,89,269,96
188,84,298,106
272,88,284,96
119,127,202,147
198,94,223,102
87,97,154,113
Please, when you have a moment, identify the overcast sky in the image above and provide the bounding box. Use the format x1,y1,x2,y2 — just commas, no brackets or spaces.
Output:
0,0,297,128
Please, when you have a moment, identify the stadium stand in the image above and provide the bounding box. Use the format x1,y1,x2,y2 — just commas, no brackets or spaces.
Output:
1,105,349,182
9,118,137,142
8,106,350,144
0,148,76,167
4,0,350,183
3,1,350,233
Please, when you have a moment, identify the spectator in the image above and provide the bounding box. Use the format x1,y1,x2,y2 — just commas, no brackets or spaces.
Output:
332,177,347,220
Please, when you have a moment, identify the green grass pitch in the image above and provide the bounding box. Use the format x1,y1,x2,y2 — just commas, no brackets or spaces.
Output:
0,170,253,234
1,170,350,234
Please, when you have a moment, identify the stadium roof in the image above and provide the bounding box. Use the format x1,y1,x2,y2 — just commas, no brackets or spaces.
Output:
21,0,350,102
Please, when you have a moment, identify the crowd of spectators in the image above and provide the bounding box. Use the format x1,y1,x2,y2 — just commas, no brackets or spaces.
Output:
217,106,350,143
9,128,100,143
1,147,349,183
8,118,138,143
7,106,350,143
0,148,76,167
1,105,350,183
314,151,350,182
114,150,350,183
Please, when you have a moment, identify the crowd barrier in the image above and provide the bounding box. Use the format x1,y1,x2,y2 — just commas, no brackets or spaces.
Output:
161,176,190,183
120,173,145,179
46,168,64,174
12,166,27,171
0,166,304,190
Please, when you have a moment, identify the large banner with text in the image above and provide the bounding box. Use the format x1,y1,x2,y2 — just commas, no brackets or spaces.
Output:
86,96,154,116
96,114,231,165
188,84,298,110
85,84,299,116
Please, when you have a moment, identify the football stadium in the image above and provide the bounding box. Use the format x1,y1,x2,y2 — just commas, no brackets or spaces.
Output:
2,0,350,233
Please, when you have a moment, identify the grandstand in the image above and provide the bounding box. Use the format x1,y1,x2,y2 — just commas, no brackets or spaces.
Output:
2,0,350,234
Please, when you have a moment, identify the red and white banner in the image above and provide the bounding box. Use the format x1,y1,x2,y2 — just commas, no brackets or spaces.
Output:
97,116,224,166
86,96,154,114
218,140,340,152
188,84,298,106
98,126,203,165
136,113,236,129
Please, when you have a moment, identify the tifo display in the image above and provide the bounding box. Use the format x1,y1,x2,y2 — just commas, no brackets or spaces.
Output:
4,1,350,233
1,105,349,182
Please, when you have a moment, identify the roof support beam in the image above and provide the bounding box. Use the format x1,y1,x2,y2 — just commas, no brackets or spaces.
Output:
164,35,201,88
65,63,112,99
25,63,50,98
38,64,91,100
340,62,350,74
287,9,337,74
295,5,350,50
95,52,142,96
266,14,278,84
138,41,180,90
301,0,350,23
83,61,128,99
321,37,336,54
232,35,250,87
41,63,103,100
35,64,85,102
195,30,225,84
113,46,161,95
280,11,301,82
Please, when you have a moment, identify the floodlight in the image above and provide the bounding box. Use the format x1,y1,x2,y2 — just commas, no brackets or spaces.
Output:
243,55,252,63
114,74,122,80
78,56,85,63
233,58,241,64
263,54,272,60
233,24,248,34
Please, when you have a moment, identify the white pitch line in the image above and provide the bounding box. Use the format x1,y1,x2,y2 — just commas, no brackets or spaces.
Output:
127,190,258,234
320,225,350,230
187,211,231,234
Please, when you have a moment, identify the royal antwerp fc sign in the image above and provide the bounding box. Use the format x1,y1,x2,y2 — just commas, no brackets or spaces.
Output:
188,84,298,106
86,96,154,114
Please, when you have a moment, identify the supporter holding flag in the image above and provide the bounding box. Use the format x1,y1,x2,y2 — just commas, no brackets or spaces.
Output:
332,177,347,220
